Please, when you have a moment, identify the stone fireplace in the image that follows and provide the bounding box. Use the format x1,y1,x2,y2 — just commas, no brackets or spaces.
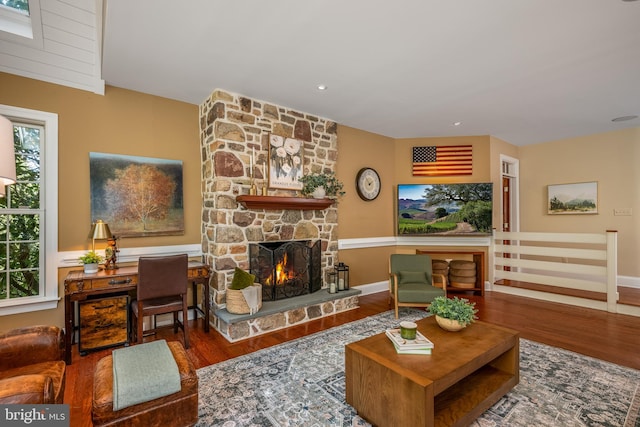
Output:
250,240,322,301
199,89,344,336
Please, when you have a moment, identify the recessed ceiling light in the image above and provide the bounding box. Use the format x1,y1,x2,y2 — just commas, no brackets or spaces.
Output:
317,85,327,91
453,121,462,126
611,115,638,122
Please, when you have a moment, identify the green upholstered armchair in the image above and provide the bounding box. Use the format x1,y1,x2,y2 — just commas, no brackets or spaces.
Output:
389,254,447,318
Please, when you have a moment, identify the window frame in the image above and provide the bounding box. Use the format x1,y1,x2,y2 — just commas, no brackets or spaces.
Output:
0,104,58,315
0,0,43,49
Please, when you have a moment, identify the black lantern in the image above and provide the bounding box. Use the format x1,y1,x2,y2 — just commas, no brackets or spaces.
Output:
335,262,349,291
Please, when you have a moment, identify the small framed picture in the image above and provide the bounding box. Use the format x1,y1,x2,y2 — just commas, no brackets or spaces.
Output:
268,134,304,190
547,181,598,215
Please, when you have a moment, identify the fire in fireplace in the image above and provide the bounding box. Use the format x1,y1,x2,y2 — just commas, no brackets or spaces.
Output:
249,240,321,301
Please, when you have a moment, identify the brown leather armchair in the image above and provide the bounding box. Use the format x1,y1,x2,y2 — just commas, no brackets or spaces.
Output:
0,325,66,404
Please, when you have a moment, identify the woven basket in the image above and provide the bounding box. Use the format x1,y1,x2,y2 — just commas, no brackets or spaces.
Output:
449,268,477,277
449,260,476,270
448,259,477,289
449,277,477,289
226,284,263,314
432,259,449,277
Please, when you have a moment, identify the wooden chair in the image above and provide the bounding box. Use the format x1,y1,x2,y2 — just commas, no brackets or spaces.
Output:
389,254,447,318
131,254,190,348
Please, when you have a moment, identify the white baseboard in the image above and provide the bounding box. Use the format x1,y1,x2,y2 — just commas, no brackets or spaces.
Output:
618,275,640,289
353,281,388,295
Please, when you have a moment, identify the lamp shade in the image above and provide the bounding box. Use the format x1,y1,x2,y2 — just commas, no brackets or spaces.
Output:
0,115,16,187
91,220,113,240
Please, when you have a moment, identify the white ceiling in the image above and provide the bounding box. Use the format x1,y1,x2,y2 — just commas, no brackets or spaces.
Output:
10,0,640,147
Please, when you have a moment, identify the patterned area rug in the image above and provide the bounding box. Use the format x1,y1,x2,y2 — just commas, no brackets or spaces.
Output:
197,310,640,427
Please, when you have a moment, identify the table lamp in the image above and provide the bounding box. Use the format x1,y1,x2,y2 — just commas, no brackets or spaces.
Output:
90,220,113,252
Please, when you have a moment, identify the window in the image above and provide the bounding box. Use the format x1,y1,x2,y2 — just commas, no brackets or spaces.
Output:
0,104,58,315
1,0,29,14
0,0,42,46
0,0,31,38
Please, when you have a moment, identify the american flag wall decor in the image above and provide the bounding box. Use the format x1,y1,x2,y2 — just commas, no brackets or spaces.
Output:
412,145,473,176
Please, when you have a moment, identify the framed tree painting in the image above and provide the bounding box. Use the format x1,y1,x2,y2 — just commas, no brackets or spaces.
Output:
268,134,304,190
547,181,598,215
90,152,184,236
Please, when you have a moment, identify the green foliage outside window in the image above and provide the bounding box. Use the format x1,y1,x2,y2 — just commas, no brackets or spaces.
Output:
0,124,41,300
1,0,30,14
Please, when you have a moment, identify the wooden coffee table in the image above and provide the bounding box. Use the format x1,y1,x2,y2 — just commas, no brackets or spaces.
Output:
345,316,519,427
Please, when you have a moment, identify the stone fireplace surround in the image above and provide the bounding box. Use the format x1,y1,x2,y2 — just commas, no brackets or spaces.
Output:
199,89,357,340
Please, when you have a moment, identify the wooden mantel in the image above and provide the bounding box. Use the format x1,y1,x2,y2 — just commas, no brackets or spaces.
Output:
236,195,335,210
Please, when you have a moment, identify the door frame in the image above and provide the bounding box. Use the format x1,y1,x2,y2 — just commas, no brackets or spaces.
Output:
500,154,520,233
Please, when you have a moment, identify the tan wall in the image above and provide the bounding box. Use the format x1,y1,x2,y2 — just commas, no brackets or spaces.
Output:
336,133,495,287
518,127,640,277
0,72,201,330
395,135,494,237
335,126,396,286
394,136,494,243
394,136,492,184
489,135,519,185
336,125,396,238
336,246,396,287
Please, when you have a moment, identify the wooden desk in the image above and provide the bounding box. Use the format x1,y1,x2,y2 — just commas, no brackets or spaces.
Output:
63,261,210,364
345,317,519,427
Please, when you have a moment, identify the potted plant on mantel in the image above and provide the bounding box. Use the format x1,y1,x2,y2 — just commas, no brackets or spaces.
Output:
299,172,345,199
79,251,103,274
428,296,478,331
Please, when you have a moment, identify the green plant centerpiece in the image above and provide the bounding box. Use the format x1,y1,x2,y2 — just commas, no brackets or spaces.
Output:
79,251,103,274
299,172,345,199
428,296,478,331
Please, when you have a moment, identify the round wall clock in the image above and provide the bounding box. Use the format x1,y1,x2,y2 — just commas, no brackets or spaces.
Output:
356,167,381,201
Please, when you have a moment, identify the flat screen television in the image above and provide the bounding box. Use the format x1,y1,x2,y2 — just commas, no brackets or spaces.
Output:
397,183,493,236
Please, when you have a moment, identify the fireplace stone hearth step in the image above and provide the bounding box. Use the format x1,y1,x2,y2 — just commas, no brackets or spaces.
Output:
212,288,361,342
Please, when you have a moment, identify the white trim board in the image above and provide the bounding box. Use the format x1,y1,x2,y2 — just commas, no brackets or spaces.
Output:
339,236,491,250
58,244,203,268
618,275,640,289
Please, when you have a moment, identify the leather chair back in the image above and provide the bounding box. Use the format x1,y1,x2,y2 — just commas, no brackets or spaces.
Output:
137,254,188,300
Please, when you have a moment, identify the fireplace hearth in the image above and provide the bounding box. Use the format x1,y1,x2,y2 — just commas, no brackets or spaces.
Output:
249,240,321,301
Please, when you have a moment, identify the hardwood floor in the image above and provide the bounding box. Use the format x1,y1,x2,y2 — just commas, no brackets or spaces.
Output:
65,291,640,426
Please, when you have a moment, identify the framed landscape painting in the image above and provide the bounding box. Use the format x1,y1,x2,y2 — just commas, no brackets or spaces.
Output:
90,152,184,237
547,181,598,215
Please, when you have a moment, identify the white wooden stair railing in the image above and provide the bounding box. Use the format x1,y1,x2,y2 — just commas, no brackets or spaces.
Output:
492,230,619,313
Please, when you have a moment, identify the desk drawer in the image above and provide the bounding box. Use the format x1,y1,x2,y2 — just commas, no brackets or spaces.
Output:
88,275,138,290
79,295,129,353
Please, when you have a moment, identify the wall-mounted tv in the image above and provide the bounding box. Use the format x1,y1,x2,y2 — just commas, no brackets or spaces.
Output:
397,183,493,236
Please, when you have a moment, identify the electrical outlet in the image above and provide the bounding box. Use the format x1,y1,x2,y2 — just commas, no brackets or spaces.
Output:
613,208,632,216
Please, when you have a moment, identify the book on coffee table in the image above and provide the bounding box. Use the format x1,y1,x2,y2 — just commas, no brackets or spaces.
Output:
392,344,432,355
385,328,434,354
